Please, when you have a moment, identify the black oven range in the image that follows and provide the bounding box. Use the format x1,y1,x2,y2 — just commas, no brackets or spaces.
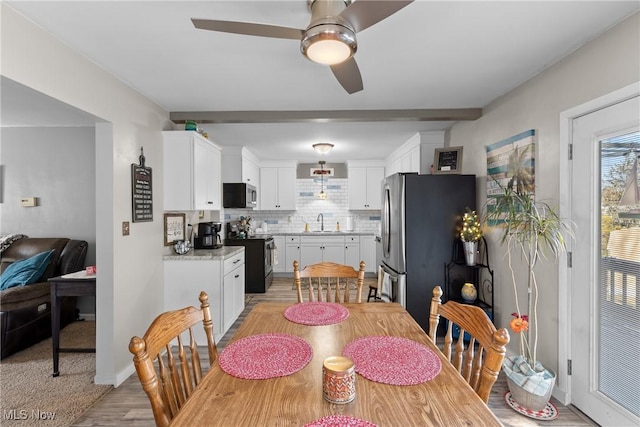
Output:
225,224,274,293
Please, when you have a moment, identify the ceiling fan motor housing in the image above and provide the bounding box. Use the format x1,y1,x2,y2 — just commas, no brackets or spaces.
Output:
301,0,357,64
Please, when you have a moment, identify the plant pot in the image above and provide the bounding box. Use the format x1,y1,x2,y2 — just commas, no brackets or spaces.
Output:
506,365,556,412
463,241,477,266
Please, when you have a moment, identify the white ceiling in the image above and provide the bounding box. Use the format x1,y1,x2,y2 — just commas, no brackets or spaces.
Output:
2,1,638,162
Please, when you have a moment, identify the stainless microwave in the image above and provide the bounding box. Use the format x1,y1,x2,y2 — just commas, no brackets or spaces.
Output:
223,183,257,209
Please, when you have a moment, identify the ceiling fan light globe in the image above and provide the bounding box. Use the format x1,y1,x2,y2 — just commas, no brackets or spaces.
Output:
301,24,356,65
307,40,351,65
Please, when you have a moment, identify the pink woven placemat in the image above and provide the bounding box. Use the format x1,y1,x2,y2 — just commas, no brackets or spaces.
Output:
304,415,378,427
284,302,350,325
342,336,441,385
219,333,312,380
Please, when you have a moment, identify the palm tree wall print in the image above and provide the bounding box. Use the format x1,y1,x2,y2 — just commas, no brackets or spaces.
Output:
485,129,536,224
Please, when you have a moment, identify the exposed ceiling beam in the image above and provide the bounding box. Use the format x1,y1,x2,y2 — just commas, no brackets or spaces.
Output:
169,109,482,124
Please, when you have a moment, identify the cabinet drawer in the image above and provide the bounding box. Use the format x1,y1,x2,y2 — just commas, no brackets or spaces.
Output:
345,235,360,243
286,235,300,243
224,252,245,274
300,235,345,244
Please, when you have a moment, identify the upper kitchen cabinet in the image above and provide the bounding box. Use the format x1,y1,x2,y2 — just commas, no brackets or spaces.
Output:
385,131,444,177
163,131,222,211
221,146,260,187
348,162,385,210
260,163,296,210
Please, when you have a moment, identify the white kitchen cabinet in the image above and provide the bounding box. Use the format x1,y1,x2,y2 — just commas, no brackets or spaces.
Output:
164,259,223,342
285,235,301,272
344,235,360,270
163,131,221,211
242,156,260,187
300,235,345,267
348,167,384,210
223,253,245,333
260,167,296,210
272,236,286,273
221,147,260,187
359,235,377,273
164,250,244,343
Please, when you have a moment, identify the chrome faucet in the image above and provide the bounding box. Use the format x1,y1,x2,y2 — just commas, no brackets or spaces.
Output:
317,213,324,231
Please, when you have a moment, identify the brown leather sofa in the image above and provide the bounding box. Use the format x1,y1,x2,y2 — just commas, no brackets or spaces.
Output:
0,237,88,359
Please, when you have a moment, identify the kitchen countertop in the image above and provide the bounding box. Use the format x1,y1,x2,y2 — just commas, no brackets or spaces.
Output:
271,231,374,236
163,246,244,261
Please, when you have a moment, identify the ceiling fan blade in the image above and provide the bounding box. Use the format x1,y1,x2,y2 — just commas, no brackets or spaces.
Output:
330,57,363,94
339,0,413,33
192,19,304,40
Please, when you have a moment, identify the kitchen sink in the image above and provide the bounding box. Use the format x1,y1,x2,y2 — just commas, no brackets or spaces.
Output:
310,231,343,234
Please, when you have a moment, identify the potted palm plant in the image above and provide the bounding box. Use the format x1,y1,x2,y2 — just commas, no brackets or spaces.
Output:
485,181,574,411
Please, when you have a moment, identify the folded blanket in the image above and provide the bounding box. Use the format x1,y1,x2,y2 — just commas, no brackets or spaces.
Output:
0,234,27,254
503,355,555,396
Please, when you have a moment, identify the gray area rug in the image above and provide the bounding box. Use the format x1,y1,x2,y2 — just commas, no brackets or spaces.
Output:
0,320,112,427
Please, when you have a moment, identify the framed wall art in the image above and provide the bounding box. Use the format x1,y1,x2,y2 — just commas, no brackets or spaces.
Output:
433,147,463,174
485,129,536,225
164,213,185,246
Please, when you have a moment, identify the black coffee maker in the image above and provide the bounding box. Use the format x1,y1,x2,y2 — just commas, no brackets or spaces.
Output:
194,222,222,249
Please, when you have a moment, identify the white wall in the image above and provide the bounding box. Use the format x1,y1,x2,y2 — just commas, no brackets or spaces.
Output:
1,4,173,384
0,127,95,245
0,126,97,316
447,12,639,397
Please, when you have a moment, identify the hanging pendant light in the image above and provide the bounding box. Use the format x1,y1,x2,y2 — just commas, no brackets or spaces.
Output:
318,160,328,200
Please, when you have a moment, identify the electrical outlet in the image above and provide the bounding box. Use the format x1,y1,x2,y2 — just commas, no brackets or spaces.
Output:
122,221,130,236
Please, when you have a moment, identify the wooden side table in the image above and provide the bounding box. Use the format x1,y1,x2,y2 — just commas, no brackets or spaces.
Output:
48,273,96,377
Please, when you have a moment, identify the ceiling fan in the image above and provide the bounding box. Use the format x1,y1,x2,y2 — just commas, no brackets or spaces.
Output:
192,0,413,94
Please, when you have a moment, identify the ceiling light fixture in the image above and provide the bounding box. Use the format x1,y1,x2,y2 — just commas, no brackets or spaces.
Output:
318,160,328,200
313,142,335,155
301,24,357,65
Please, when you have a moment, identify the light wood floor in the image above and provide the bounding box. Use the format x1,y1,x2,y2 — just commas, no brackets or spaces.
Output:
73,277,598,427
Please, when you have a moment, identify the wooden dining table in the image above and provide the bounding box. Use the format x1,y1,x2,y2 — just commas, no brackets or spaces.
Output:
170,302,503,426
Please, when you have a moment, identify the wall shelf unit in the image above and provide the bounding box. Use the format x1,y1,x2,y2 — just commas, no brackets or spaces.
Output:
444,236,494,315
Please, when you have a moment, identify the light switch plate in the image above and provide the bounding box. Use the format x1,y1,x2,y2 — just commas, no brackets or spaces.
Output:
122,221,130,236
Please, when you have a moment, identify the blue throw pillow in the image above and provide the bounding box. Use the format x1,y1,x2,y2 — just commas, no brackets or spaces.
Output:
0,249,55,291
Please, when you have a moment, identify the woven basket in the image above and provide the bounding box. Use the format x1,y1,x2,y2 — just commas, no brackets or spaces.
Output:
506,369,556,412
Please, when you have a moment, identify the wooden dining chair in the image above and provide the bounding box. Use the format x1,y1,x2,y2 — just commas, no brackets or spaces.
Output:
129,291,217,427
428,286,509,404
293,260,365,303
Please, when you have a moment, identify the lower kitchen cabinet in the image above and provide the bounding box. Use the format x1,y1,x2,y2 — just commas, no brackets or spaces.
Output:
285,235,300,272
300,235,344,267
359,235,377,273
164,250,245,343
278,234,377,272
344,235,360,269
223,254,245,332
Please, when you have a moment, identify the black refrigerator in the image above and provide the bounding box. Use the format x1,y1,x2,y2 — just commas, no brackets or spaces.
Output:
380,173,476,332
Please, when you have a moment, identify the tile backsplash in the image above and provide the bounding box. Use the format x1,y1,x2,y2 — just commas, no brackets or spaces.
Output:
225,178,381,234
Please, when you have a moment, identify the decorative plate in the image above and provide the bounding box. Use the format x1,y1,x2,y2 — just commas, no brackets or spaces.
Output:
219,333,312,380
504,391,559,421
304,415,378,427
342,336,441,385
284,302,349,325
